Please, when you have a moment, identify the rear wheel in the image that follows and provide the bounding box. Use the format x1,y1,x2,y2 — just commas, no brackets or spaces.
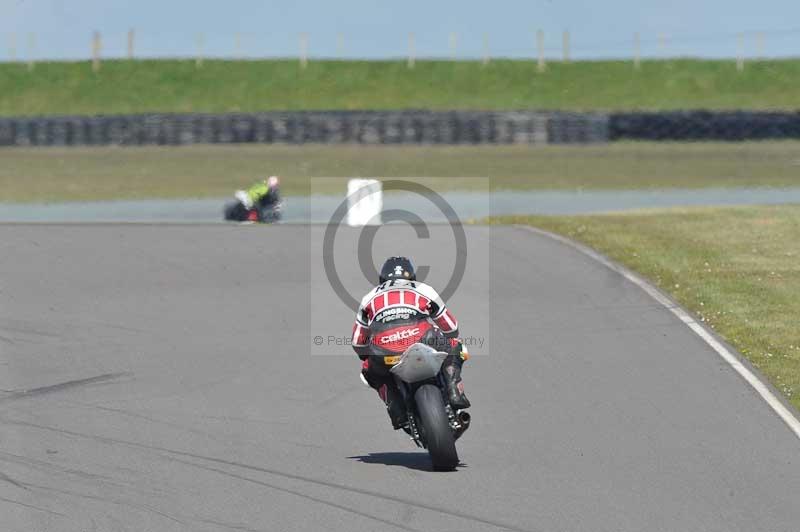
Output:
415,384,458,471
224,201,247,221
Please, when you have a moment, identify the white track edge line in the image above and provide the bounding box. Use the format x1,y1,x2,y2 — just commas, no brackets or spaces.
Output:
515,224,800,441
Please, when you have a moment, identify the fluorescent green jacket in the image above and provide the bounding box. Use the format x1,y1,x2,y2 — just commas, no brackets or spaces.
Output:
246,182,272,205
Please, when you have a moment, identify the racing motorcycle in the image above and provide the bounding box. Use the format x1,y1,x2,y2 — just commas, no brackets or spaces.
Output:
364,342,471,471
223,193,284,223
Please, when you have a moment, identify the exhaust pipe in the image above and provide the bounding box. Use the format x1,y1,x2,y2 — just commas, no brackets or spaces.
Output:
454,411,471,440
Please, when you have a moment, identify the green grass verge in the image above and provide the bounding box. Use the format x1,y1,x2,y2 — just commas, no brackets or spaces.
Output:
2,142,800,202
489,205,800,411
3,58,800,115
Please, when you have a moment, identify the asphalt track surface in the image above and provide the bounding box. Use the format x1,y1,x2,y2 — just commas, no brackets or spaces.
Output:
1,224,799,532
5,187,800,223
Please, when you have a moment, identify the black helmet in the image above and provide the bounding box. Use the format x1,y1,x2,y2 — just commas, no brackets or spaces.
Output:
379,256,416,283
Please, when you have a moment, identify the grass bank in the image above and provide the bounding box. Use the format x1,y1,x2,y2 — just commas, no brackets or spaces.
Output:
490,205,800,411
3,58,800,115
2,142,800,202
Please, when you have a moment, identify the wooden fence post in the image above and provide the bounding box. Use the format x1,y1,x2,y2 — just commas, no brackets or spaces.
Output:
562,30,570,62
449,32,457,60
196,34,204,68
736,33,744,72
92,31,101,72
27,33,35,71
299,33,308,69
482,33,490,66
536,30,545,72
634,32,641,70
127,28,135,59
407,33,415,69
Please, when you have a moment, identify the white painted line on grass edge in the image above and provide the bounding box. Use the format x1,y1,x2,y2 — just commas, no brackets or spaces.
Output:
516,224,800,441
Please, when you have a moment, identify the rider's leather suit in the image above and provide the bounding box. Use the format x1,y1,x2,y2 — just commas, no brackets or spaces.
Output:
351,279,469,427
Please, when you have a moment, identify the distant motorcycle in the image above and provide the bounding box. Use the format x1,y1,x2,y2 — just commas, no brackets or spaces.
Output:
365,342,471,471
223,193,283,223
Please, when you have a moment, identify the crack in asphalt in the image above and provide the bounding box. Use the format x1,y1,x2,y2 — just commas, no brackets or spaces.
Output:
26,482,192,529
0,450,128,487
73,402,228,442
0,416,538,532
0,324,62,339
0,469,27,490
168,452,536,532
0,372,132,406
195,517,266,532
169,457,424,532
0,495,65,517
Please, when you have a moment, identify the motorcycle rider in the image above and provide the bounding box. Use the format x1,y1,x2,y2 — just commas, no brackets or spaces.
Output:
351,256,470,429
234,176,281,212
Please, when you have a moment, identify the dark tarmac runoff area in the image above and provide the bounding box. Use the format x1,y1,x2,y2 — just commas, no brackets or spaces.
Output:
0,224,799,532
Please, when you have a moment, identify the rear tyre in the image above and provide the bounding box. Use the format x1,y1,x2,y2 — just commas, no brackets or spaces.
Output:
415,384,459,471
224,201,248,221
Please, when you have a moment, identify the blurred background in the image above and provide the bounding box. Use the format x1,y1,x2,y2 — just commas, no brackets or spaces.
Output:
3,0,800,61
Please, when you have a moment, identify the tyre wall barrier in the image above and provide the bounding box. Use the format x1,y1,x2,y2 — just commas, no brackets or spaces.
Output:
3,110,796,147
609,111,800,141
0,111,608,147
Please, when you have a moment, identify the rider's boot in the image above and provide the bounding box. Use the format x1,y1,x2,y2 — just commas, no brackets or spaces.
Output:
377,383,408,430
362,359,408,430
442,345,471,410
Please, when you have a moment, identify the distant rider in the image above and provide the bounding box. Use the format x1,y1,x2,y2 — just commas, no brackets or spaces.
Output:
351,256,470,429
235,176,281,211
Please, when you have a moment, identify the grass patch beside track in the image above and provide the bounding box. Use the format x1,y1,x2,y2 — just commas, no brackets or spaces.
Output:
3,58,800,114
2,142,800,202
489,205,800,411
